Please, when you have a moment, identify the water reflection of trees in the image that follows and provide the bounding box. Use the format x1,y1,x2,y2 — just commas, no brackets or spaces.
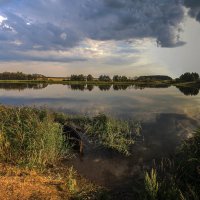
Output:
134,84,170,90
1,83,199,97
69,84,130,91
0,83,48,91
68,83,172,91
98,85,112,91
113,85,129,90
70,84,86,91
176,86,200,96
87,84,94,91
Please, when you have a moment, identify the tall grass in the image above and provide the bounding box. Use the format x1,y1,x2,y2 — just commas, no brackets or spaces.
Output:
55,114,138,155
144,169,159,200
0,105,139,170
175,129,200,198
86,114,135,155
0,106,68,168
143,129,200,200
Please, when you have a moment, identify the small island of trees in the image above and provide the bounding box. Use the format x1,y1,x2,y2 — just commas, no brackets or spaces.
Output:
176,72,199,82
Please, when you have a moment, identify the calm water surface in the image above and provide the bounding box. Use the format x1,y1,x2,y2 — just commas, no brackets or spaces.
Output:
0,83,199,195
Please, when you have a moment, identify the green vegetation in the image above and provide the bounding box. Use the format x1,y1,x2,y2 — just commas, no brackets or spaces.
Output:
54,113,138,155
86,114,136,155
0,72,200,90
0,106,69,169
145,169,159,200
0,105,138,170
176,72,199,83
70,74,86,81
0,72,46,80
143,129,200,200
113,75,129,82
136,75,172,82
87,74,94,81
0,105,137,199
99,75,112,82
0,105,199,199
173,73,200,95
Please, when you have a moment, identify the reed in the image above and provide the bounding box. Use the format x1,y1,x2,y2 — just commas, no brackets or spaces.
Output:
0,105,69,169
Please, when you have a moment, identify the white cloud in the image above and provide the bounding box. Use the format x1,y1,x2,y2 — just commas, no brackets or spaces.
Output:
0,15,7,25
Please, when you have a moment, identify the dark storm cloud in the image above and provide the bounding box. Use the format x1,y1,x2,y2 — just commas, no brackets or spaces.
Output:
79,0,186,47
2,0,186,48
0,0,198,62
184,0,200,22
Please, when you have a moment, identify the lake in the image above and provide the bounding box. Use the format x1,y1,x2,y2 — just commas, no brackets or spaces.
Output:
0,83,199,197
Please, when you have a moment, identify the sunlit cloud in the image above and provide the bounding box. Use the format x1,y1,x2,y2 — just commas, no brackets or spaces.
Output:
0,0,199,76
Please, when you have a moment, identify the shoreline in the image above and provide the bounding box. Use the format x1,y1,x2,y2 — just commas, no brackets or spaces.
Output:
0,79,181,85
0,80,199,89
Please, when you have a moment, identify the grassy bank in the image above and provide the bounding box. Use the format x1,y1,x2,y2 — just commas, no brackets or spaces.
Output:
0,106,137,169
0,105,139,199
0,105,199,199
54,112,138,155
0,163,106,200
0,106,69,169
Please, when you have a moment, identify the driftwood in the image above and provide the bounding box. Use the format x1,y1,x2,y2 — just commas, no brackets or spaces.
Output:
62,124,84,154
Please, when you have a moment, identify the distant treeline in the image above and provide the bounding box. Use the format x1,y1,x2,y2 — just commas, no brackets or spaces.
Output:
136,75,172,81
69,74,114,82
0,71,199,83
69,72,200,83
0,72,46,80
69,73,199,82
68,74,173,82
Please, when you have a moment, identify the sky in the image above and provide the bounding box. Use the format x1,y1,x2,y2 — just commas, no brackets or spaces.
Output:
0,0,200,78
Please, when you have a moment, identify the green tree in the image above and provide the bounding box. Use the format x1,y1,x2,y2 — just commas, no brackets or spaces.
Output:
87,74,93,81
179,72,199,82
70,74,86,81
99,75,112,82
113,75,120,82
113,75,128,82
0,72,46,80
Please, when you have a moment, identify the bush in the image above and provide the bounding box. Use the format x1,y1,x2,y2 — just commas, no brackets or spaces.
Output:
86,114,135,155
178,72,199,82
0,106,68,168
55,113,138,155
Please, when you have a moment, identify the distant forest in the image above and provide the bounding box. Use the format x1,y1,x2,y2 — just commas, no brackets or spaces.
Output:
0,72,199,82
0,72,46,80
